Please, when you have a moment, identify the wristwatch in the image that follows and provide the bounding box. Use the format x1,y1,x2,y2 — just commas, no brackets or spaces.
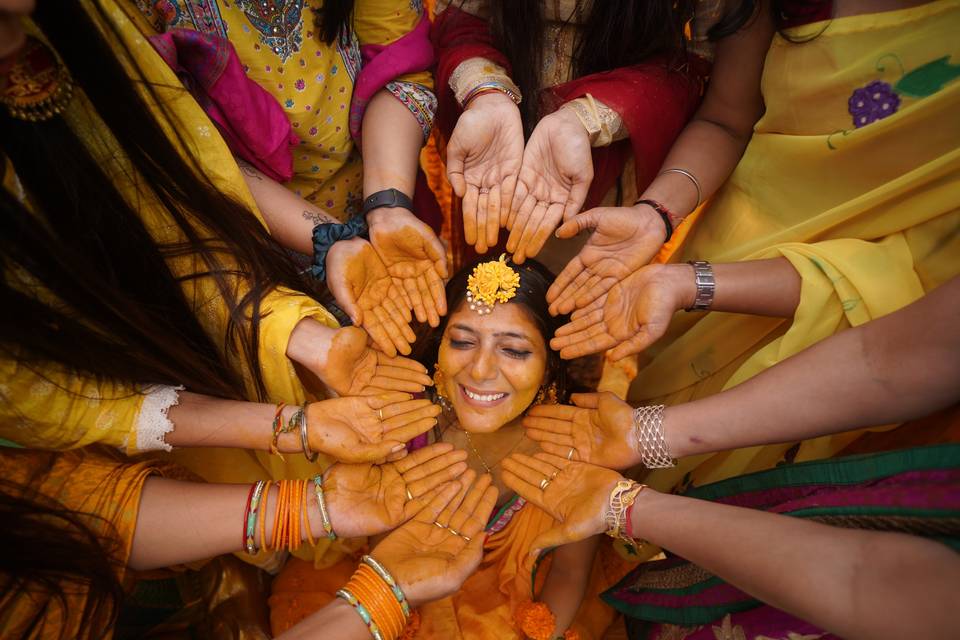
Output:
361,188,414,217
686,260,715,311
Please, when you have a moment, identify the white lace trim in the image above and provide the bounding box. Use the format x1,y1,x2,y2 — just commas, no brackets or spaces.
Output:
127,384,184,452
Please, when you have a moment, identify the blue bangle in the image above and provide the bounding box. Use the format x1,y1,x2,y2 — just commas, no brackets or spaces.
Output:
309,213,369,282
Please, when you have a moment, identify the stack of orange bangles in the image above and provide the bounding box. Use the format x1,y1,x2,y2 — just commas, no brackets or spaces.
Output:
337,555,411,640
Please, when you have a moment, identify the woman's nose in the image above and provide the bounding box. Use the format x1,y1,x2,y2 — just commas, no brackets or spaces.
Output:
469,346,497,382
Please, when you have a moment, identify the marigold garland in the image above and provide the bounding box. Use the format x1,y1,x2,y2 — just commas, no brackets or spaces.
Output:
466,253,520,313
513,600,582,640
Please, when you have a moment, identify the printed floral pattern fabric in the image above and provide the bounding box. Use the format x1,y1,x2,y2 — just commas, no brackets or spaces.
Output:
132,0,432,220
848,80,900,127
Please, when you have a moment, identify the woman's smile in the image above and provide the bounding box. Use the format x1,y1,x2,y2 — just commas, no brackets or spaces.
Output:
459,383,509,406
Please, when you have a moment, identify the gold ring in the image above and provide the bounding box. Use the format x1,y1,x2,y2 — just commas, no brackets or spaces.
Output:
539,478,551,491
549,469,560,480
378,408,384,421
567,448,575,461
461,534,472,542
406,488,414,501
433,521,447,529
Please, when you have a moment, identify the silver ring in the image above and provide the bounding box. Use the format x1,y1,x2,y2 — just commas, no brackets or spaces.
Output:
479,187,491,194
539,478,551,491
567,448,575,461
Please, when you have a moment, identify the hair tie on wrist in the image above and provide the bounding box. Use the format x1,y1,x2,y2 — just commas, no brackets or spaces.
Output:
309,213,369,282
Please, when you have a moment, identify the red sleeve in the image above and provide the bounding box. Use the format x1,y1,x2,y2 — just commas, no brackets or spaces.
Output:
431,5,512,142
546,55,710,203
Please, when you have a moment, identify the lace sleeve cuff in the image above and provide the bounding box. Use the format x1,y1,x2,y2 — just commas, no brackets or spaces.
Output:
563,94,628,147
449,57,521,108
126,384,184,453
385,80,438,141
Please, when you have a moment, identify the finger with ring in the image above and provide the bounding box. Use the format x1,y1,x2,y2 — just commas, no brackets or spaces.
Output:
539,477,551,491
567,447,575,460
406,487,414,501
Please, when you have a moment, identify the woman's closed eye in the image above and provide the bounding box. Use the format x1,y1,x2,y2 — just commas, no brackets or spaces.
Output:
449,339,475,350
502,347,531,359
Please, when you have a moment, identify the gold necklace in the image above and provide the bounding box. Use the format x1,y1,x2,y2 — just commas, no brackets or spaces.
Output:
456,426,525,475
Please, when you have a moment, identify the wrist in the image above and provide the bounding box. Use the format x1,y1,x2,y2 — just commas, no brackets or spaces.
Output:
286,318,335,371
465,90,519,112
366,205,414,228
666,262,698,312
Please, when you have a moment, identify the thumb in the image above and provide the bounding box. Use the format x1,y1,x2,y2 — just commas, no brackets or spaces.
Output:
446,145,467,198
529,526,573,557
555,209,599,239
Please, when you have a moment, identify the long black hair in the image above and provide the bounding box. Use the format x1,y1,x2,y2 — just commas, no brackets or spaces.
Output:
413,257,570,403
488,0,694,134
1,1,326,400
710,0,834,42
315,0,356,44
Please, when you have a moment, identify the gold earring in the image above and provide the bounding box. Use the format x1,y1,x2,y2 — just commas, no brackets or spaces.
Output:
534,382,559,406
432,365,453,411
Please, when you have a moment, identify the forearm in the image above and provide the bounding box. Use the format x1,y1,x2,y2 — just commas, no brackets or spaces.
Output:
664,257,801,318
129,476,326,570
538,536,598,636
630,490,960,640
639,118,752,217
275,598,370,640
237,159,337,255
665,277,960,457
164,391,305,453
361,89,422,199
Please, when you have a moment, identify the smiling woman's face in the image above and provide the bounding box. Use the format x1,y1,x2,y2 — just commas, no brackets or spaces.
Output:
437,300,548,433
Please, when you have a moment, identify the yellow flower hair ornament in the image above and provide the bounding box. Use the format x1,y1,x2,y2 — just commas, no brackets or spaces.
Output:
466,254,520,315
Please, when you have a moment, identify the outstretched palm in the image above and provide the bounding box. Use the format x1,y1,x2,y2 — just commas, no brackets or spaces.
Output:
508,109,593,263
323,326,432,396
324,443,468,537
446,94,524,253
307,394,440,463
501,453,620,553
368,209,448,327
326,237,416,356
551,265,681,360
524,392,638,470
547,204,667,316
373,473,498,607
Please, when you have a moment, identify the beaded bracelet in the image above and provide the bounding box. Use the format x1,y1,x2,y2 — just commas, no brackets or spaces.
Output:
269,402,289,459
337,587,385,640
313,473,336,540
243,480,268,555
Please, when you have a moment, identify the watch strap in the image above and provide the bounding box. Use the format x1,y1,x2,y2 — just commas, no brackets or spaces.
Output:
686,260,715,311
361,188,414,217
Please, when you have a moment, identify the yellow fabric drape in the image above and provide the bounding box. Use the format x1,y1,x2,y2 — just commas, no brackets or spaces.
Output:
632,1,960,491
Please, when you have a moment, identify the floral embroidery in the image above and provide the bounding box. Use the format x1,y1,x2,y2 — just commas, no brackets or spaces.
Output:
711,615,746,640
234,0,305,63
848,80,900,128
833,54,960,148
295,78,306,91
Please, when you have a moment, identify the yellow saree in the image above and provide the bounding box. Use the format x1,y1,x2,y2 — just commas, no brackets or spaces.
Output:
631,0,960,490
